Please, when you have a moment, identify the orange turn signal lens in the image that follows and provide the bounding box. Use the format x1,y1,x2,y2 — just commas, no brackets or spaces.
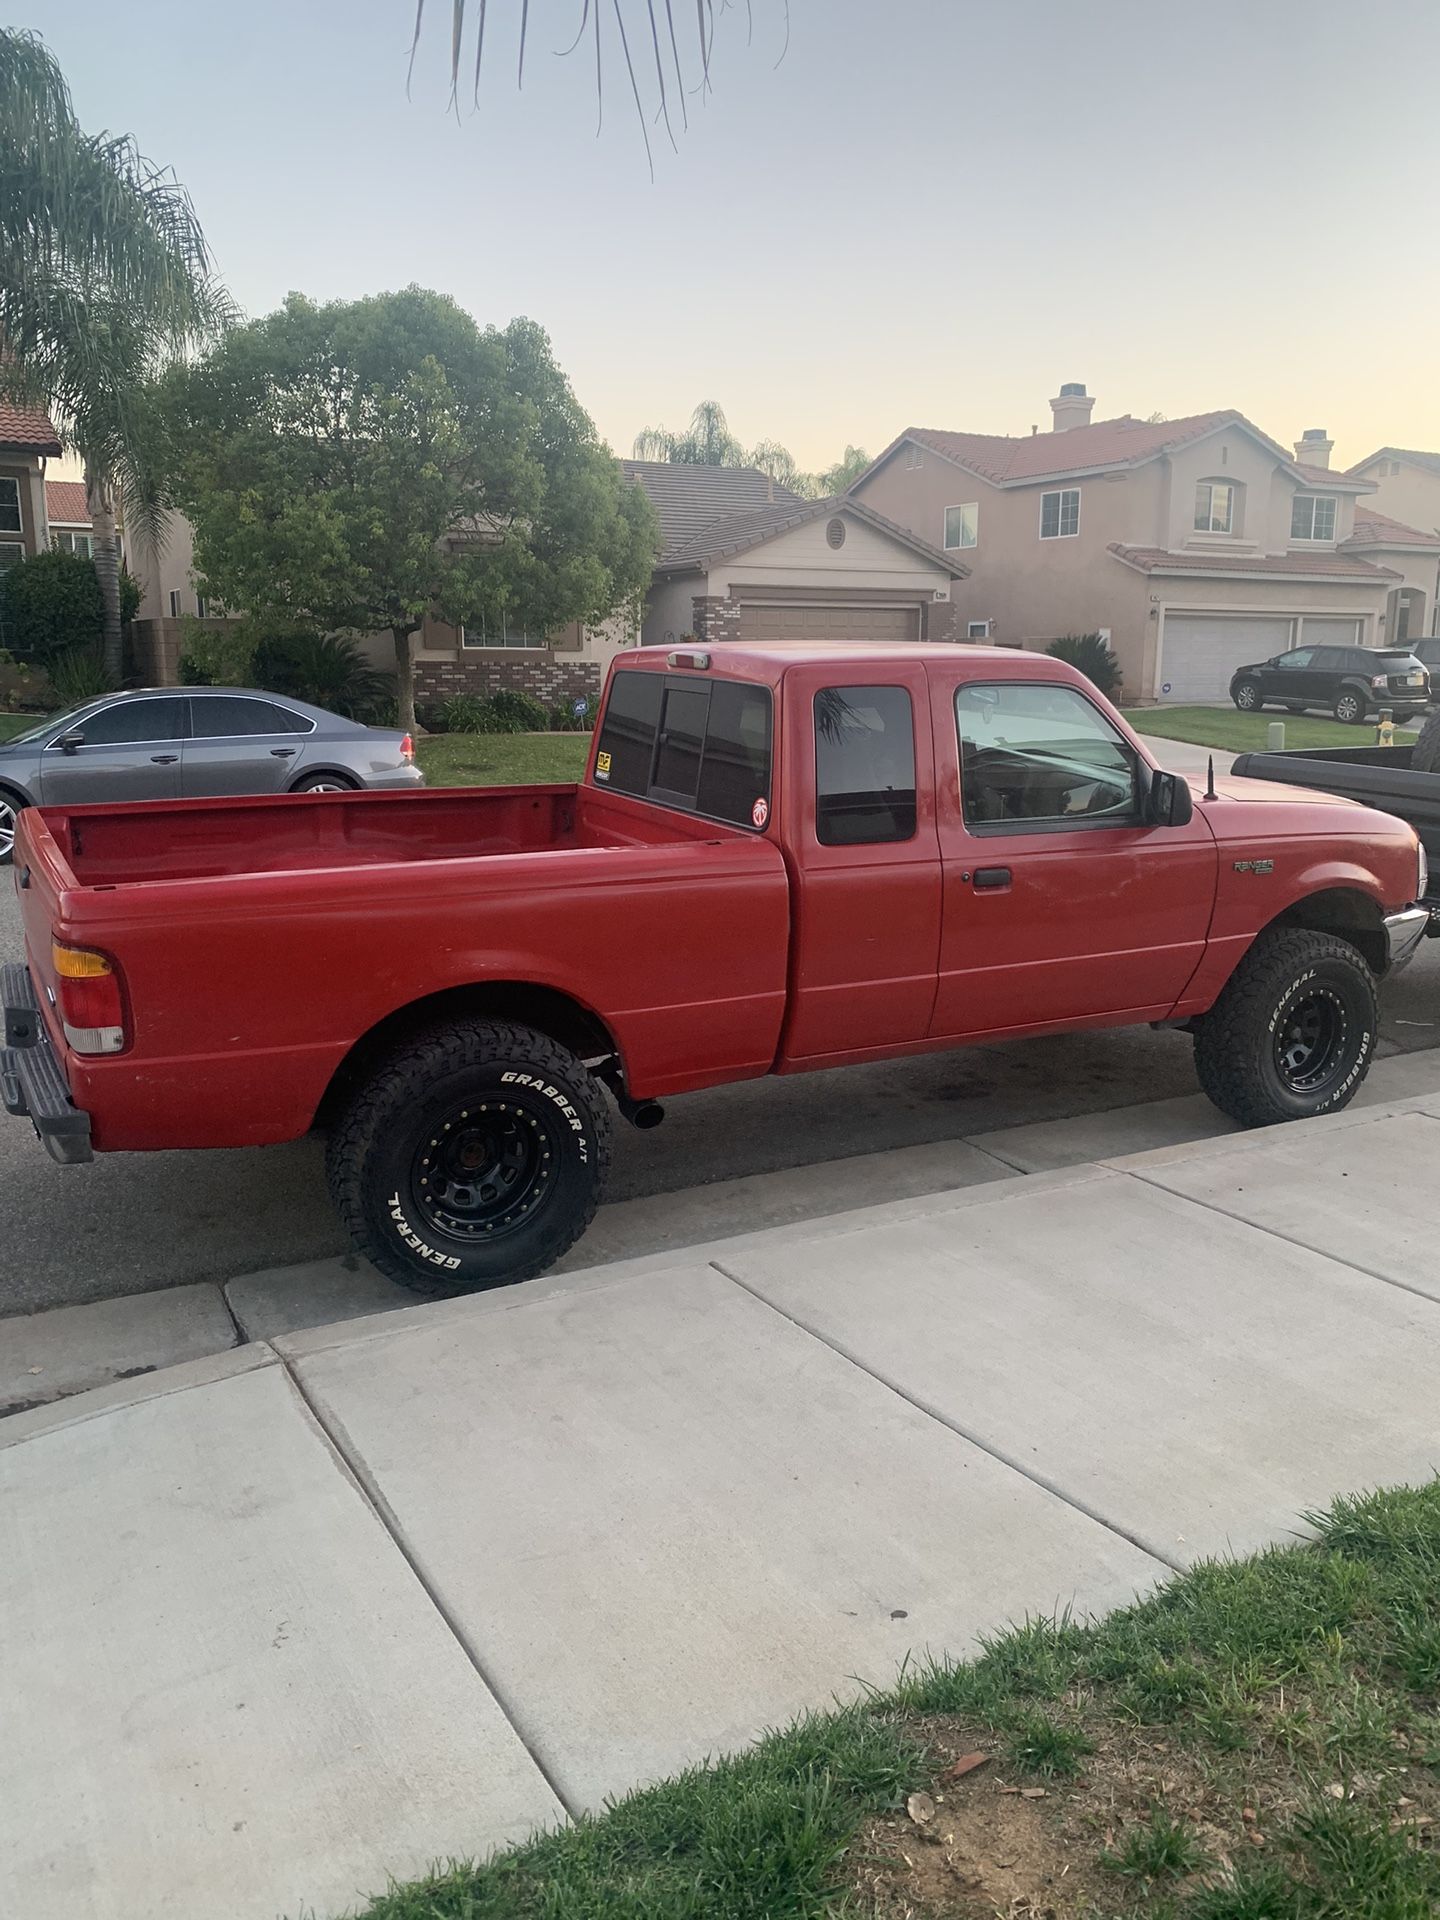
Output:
52,941,113,980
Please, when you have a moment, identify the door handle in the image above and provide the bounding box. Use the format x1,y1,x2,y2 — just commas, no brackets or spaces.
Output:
270,747,298,758
150,753,179,764
973,866,1012,890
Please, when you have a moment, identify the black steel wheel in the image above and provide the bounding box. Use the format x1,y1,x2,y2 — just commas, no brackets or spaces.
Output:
1194,928,1377,1127
327,1017,612,1294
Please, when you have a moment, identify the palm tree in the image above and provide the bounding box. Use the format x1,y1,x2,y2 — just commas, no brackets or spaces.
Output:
0,29,230,678
817,444,871,495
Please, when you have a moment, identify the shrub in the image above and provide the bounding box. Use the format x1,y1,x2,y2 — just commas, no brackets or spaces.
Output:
1045,631,1122,698
251,630,394,721
484,687,549,734
440,693,493,734
48,645,115,705
0,547,103,668
177,619,256,688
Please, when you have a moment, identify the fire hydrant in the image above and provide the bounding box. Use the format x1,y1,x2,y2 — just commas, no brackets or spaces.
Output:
1376,710,1396,748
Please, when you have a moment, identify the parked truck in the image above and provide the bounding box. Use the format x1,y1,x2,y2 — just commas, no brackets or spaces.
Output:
3,644,1430,1294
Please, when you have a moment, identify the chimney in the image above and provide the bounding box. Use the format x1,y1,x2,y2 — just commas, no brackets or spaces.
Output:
1295,427,1333,470
1049,382,1095,433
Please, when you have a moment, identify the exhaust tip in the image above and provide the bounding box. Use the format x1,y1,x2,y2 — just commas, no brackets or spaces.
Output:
619,1095,665,1130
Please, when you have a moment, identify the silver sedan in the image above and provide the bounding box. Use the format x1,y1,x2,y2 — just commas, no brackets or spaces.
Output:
0,686,423,860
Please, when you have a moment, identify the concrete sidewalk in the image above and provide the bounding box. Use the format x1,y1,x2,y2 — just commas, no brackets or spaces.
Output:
6,1094,1440,1919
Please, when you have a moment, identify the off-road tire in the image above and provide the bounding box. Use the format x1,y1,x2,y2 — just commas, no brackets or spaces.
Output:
1193,928,1377,1128
1411,709,1440,775
1232,679,1260,712
1334,689,1365,725
326,1018,612,1296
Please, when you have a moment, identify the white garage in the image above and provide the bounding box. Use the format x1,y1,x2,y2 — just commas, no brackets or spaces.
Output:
1157,614,1295,703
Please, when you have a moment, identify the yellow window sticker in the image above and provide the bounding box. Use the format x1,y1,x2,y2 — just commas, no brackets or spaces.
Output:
596,750,612,779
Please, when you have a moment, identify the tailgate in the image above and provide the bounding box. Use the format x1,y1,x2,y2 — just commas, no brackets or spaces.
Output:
13,808,82,1039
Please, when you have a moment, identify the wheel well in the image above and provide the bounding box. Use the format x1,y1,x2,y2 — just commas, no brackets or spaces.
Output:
313,982,620,1129
290,767,359,791
1267,887,1387,975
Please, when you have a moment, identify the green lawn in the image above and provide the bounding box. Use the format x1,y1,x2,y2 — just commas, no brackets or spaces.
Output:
415,730,590,787
323,1480,1440,1920
1123,705,1421,753
0,711,43,742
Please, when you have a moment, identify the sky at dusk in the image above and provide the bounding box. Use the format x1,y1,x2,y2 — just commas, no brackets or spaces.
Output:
27,0,1440,474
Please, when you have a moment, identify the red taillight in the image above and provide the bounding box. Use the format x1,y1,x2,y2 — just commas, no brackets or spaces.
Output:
52,941,125,1054
400,732,415,764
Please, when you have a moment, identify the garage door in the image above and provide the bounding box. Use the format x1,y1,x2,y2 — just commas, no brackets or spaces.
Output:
1298,618,1362,649
737,603,920,644
1158,614,1295,703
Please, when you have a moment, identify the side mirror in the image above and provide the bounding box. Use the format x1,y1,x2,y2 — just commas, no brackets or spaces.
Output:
55,730,85,754
1146,769,1193,827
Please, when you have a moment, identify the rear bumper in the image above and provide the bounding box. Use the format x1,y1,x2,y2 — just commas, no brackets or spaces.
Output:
1384,906,1431,974
0,962,92,1164
364,766,427,789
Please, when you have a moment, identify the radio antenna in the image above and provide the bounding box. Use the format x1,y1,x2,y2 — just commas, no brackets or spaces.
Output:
1204,755,1217,801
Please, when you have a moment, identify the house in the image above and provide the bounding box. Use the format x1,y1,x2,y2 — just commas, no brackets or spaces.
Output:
1340,508,1440,647
1346,447,1440,538
850,387,1409,703
0,403,63,577
626,458,965,649
44,480,95,556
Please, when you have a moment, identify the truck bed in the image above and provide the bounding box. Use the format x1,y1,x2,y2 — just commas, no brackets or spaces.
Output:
17,782,792,1149
1228,745,1440,880
36,782,705,888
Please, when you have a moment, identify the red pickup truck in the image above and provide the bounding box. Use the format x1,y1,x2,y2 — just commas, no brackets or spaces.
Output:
3,643,1429,1294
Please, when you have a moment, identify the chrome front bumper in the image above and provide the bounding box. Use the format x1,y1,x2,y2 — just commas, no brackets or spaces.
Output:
1384,906,1431,974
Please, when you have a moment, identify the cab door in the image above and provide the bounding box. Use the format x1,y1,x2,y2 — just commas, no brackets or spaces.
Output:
928,673,1217,1038
778,661,942,1063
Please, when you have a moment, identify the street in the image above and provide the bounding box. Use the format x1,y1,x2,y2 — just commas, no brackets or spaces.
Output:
3,865,1438,1316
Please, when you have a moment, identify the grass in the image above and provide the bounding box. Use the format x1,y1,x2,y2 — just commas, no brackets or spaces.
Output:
317,1480,1440,1919
0,711,42,741
1122,704,1421,753
414,730,590,787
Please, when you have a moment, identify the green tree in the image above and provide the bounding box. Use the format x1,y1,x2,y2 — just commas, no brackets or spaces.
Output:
817,445,871,495
161,288,657,735
0,28,230,679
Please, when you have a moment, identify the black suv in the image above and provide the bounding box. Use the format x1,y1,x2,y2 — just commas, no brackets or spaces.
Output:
1409,637,1440,699
1229,645,1430,724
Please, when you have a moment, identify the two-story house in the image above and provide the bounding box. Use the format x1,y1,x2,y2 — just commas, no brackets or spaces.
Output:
0,403,63,579
851,387,1408,703
1343,448,1440,644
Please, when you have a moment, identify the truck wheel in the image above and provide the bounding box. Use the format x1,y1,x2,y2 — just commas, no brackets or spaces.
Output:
1193,928,1376,1128
1232,679,1260,712
326,1018,612,1296
1334,689,1365,724
1412,710,1440,774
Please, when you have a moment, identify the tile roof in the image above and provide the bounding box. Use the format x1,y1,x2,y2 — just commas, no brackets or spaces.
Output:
656,493,966,578
1291,462,1372,492
1345,508,1440,550
621,459,806,563
0,400,62,455
1109,543,1401,582
899,411,1247,485
44,479,90,526
1348,446,1440,479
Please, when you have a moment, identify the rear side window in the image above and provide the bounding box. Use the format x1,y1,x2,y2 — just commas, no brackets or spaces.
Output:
189,695,310,738
814,686,916,846
593,671,772,829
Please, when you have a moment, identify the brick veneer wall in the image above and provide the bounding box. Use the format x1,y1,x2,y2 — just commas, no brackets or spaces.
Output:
414,649,602,719
689,596,742,644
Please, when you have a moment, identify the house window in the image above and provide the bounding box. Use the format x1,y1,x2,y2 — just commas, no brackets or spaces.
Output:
1291,495,1337,542
195,595,208,618
461,613,538,649
168,589,181,618
1194,481,1235,534
0,477,21,535
1039,488,1080,539
967,620,991,639
944,503,979,550
0,541,23,571
54,530,94,557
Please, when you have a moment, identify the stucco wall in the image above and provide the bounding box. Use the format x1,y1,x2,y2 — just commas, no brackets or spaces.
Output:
126,510,202,622
642,574,700,648
1351,461,1440,537
0,462,44,557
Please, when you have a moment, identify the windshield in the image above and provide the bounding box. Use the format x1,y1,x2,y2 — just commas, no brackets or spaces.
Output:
2,702,104,747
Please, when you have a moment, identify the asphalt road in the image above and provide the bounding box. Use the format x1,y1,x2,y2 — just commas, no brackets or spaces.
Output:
3,867,1438,1316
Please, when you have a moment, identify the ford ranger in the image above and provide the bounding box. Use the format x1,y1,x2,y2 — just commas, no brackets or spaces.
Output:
2,644,1429,1293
